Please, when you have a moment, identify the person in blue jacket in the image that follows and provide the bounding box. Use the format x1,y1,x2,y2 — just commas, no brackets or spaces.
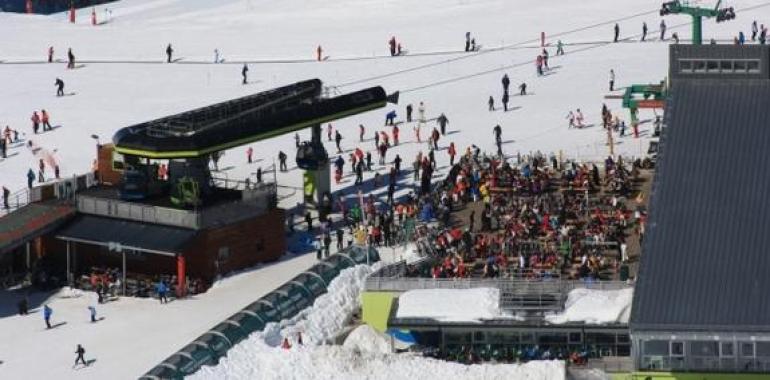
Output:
43,304,52,328
27,169,36,189
385,110,397,126
156,281,168,304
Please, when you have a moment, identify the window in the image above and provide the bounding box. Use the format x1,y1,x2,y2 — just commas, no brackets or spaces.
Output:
734,60,747,72
569,332,583,344
538,333,567,345
691,341,719,357
520,332,534,344
741,342,755,357
617,334,631,344
756,342,770,357
679,60,693,72
747,60,760,73
721,342,735,357
473,331,486,343
720,60,733,72
445,332,472,344
112,151,125,171
644,340,669,355
693,61,706,72
671,341,684,356
706,61,719,72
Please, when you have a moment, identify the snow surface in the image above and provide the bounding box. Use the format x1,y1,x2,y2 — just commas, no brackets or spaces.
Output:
545,288,633,325
1,0,768,377
396,288,508,323
193,265,564,380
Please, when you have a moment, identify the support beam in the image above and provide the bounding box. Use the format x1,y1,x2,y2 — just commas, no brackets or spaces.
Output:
177,255,186,298
66,241,72,286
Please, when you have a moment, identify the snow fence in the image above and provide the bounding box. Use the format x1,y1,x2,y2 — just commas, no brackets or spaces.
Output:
140,245,380,380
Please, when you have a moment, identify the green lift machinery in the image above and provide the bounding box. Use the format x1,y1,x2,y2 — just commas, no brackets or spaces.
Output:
660,1,735,45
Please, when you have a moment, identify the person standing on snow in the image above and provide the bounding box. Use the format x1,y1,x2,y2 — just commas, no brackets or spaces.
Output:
241,64,248,84
74,344,88,367
488,96,495,111
389,36,397,56
501,74,510,94
41,110,52,131
556,39,564,55
88,306,97,323
493,125,503,156
43,304,53,329
609,69,616,91
165,43,174,63
247,146,253,163
448,142,456,166
465,32,471,52
156,280,168,304
417,101,426,129
536,55,544,76
519,82,527,96
436,113,449,135
67,48,75,69
48,46,54,63
334,130,343,153
359,124,365,142
502,92,510,112
55,78,65,97
214,49,221,63
406,103,413,122
542,48,550,70
660,20,667,41
392,124,400,145
27,169,35,189
2,186,9,209
613,23,620,43
316,45,323,61
641,22,648,42
751,20,759,41
31,111,40,134
278,151,287,172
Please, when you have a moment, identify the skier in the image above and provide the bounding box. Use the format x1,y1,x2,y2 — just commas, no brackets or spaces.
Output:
471,38,476,51
355,160,364,185
166,43,173,63
327,123,333,141
334,130,343,153
1,138,6,159
67,48,75,69
431,128,440,150
502,92,509,112
493,124,503,156
519,82,527,96
359,124,365,142
576,109,585,127
31,111,40,134
316,45,323,61
556,39,564,55
465,32,471,52
43,304,52,329
41,110,51,131
641,22,648,42
385,110,396,126
214,49,220,63
613,23,620,43
609,69,615,91
488,96,494,111
389,36,397,56
436,113,449,135
74,344,87,367
542,48,550,70
55,78,65,97
738,31,745,45
501,74,510,94
394,154,402,175
536,55,543,76
48,46,54,63
366,151,372,170
278,151,287,172
406,103,413,122
336,229,344,251
241,64,248,85
672,32,679,44
417,101,426,129
660,20,667,41
247,147,253,163
88,305,97,323
448,142,456,166
762,25,768,45
294,132,300,148
37,159,45,182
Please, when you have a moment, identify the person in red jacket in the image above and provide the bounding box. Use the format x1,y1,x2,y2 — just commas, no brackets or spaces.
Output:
41,110,51,131
392,125,399,145
30,111,40,134
448,142,457,166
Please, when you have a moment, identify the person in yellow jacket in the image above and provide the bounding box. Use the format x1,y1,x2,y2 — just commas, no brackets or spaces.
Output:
354,226,367,245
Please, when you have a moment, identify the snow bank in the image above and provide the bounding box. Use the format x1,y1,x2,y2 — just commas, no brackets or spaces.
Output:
396,288,503,322
343,324,391,355
545,288,633,325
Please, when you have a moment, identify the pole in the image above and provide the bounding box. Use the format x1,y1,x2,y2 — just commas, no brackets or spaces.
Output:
692,15,703,45
122,251,127,296
66,241,72,286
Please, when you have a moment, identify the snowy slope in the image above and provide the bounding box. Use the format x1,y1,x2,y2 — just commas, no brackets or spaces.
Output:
0,0,768,378
2,0,767,206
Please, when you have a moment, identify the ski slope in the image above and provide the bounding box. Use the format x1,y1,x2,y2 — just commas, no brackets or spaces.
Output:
1,0,768,378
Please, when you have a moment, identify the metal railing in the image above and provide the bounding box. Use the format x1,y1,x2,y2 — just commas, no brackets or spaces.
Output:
364,275,630,293
77,195,201,229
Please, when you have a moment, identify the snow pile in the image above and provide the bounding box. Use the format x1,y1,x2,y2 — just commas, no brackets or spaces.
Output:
281,263,383,345
396,288,503,323
343,324,392,355
193,332,564,380
545,288,633,325
57,287,85,299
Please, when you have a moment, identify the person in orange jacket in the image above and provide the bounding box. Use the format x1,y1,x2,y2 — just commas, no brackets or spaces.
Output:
41,110,51,131
282,337,292,350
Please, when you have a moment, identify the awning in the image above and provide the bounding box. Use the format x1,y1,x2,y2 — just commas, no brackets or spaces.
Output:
56,215,196,257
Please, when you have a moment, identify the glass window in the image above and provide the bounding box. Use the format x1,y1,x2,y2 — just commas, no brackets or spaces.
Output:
706,61,719,72
520,332,534,344
756,342,770,356
445,332,472,344
679,60,693,72
617,334,631,344
569,332,583,344
720,60,733,72
693,61,706,72
734,60,747,72
722,342,734,357
671,341,684,356
586,333,617,344
747,60,760,73
644,340,669,355
538,333,567,345
741,342,755,357
691,341,719,356
473,331,486,343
